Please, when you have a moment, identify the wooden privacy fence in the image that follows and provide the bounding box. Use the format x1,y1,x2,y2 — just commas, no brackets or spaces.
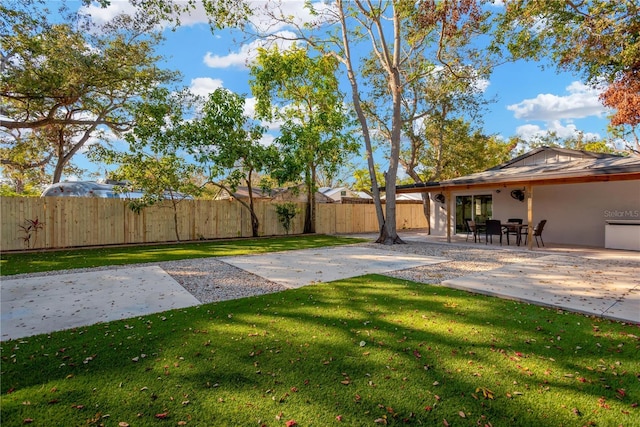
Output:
1,197,427,251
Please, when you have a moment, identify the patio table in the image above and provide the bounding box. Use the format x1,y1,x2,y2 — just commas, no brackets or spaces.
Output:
503,222,528,246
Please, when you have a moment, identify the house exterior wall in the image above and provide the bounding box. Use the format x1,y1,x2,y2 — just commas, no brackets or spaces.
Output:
528,181,639,247
428,180,640,248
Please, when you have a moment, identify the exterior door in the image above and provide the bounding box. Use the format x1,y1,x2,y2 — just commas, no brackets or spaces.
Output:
455,195,492,233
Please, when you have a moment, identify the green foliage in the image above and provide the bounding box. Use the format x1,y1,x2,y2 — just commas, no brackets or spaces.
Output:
353,168,385,192
494,1,637,84
250,45,358,233
179,88,273,237
90,88,203,240
0,184,41,197
274,202,300,235
407,118,514,182
1,0,180,183
512,132,621,156
0,129,53,192
1,274,637,426
494,1,640,142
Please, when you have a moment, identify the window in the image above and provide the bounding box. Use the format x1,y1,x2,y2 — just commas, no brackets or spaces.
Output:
455,195,492,233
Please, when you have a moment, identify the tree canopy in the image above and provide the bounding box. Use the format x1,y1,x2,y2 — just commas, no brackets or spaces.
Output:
0,2,180,185
495,0,640,149
250,45,357,233
180,88,274,237
0,0,250,191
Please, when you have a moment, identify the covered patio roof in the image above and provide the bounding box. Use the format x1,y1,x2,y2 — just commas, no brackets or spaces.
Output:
395,152,640,193
387,148,640,249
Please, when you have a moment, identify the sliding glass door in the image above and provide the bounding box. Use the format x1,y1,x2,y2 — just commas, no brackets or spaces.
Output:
455,195,493,234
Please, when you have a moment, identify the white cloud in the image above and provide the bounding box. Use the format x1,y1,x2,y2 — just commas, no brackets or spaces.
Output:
79,1,213,28
80,1,332,30
473,77,490,93
249,1,335,32
515,120,601,142
189,77,224,97
507,81,607,121
243,96,286,132
79,2,138,24
203,31,300,68
259,133,276,147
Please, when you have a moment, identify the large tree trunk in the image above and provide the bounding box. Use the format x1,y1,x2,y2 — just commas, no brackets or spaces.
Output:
377,9,404,245
335,0,386,236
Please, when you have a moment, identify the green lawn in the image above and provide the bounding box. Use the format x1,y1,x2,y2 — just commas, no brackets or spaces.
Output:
0,235,366,276
2,275,638,426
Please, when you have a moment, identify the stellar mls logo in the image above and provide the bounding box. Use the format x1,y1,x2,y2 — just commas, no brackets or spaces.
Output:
604,210,640,218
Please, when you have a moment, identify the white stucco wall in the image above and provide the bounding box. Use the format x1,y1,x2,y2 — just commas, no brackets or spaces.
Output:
429,180,640,247
527,181,640,247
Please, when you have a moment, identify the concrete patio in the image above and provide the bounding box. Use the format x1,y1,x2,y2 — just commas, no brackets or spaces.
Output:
1,232,638,341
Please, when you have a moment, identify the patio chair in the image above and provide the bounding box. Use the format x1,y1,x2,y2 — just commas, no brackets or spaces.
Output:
485,219,503,245
522,219,547,247
503,218,523,245
466,219,482,243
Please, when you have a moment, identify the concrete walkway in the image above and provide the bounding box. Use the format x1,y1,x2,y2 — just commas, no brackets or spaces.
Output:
1,236,638,341
1,266,200,340
220,245,448,288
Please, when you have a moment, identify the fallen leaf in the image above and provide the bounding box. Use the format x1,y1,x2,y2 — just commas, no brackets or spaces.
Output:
155,412,168,419
475,387,495,400
23,419,34,424
118,423,130,427
285,420,298,427
459,411,466,418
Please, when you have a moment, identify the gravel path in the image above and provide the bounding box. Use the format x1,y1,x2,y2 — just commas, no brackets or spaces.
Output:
6,242,549,304
165,242,549,303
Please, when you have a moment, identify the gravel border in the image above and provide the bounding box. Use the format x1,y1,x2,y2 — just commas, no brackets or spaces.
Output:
5,241,552,304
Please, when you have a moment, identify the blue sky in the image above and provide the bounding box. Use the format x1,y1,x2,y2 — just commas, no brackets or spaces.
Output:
76,0,613,181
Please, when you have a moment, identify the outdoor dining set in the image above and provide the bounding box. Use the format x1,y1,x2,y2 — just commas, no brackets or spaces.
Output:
466,218,547,247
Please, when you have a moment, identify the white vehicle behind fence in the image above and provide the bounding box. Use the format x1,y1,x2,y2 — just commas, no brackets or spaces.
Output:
40,181,192,200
